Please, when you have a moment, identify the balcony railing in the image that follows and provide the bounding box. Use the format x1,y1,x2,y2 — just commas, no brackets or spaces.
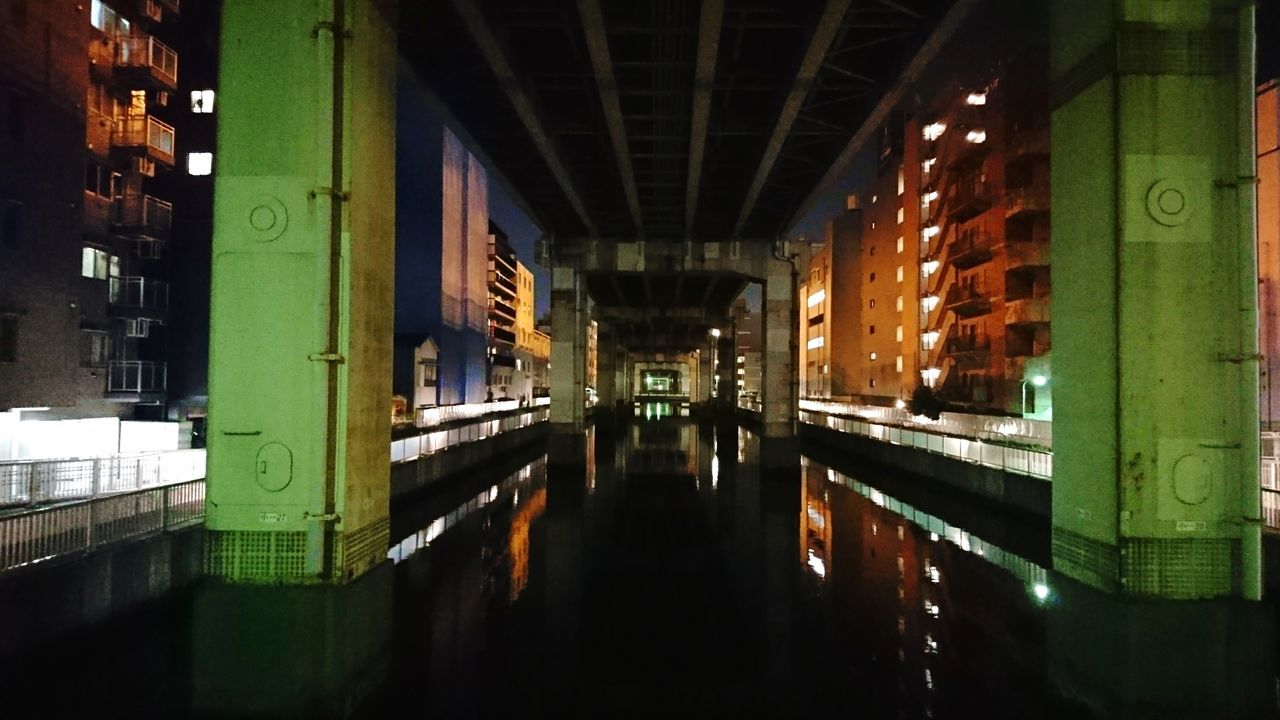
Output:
109,276,169,311
113,194,172,239
950,232,994,269
945,286,992,318
112,115,175,166
1006,186,1050,218
491,327,517,345
489,299,517,321
1005,296,1050,326
108,360,167,393
949,182,993,221
1005,240,1050,270
116,34,178,89
1006,126,1050,165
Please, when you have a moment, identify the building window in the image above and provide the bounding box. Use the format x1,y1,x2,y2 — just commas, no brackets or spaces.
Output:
896,325,904,342
897,236,904,254
188,152,213,176
84,163,121,199
869,272,876,283
81,247,118,280
869,378,877,388
0,315,17,362
870,352,877,361
897,207,905,224
896,355,904,373
191,90,216,114
90,0,130,36
896,266,904,283
869,246,876,256
896,295,903,312
869,299,876,309
897,166,905,195
1,200,23,249
869,325,876,335
80,330,108,367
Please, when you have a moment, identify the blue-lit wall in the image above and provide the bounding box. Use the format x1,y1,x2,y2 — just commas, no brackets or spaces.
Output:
394,65,487,406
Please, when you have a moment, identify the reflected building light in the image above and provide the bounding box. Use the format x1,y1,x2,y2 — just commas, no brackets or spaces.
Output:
923,225,941,238
922,122,946,141
922,295,940,312
489,485,499,503
930,532,940,542
922,260,940,275
925,668,934,690
965,129,987,143
930,566,941,584
923,190,939,204
922,157,937,173
925,635,939,654
966,92,987,105
1033,583,1051,603
807,548,827,578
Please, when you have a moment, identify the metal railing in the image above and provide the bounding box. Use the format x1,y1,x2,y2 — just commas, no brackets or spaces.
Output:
798,399,1052,447
392,407,549,464
413,396,549,428
0,449,205,508
108,360,168,393
0,480,204,573
117,34,178,87
800,410,1054,480
114,193,172,238
113,115,175,162
109,275,169,310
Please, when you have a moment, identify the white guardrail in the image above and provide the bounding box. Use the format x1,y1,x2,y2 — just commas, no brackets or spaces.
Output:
0,449,206,508
798,399,1052,448
392,407,549,464
800,410,1054,480
0,479,204,573
414,397,549,428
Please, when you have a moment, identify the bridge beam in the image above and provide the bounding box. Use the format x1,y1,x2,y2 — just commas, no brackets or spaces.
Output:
205,0,395,583
1050,0,1260,599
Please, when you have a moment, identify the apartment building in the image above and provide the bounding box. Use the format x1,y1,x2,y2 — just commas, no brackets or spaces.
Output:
730,298,762,401
1,0,212,426
803,47,1052,416
487,222,519,400
514,260,550,401
1259,80,1280,429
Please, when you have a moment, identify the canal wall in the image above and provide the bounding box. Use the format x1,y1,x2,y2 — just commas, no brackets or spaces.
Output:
0,524,204,663
735,407,1049,519
390,420,549,500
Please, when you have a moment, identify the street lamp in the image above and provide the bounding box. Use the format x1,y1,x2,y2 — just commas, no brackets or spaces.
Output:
1021,374,1047,417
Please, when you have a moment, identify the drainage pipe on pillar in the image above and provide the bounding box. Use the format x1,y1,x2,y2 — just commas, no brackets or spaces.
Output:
1236,1,1262,601
317,0,347,580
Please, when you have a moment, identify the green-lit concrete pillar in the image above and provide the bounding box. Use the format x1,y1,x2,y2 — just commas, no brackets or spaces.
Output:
1050,0,1260,598
761,255,799,441
549,264,587,462
205,0,395,583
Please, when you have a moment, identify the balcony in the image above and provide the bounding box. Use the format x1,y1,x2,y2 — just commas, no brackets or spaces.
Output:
490,353,517,368
108,360,167,394
944,286,992,318
112,116,175,166
1005,240,1050,271
1005,295,1050,326
113,194,172,240
1006,126,1050,167
109,276,169,318
949,182,993,222
116,34,179,90
946,335,992,371
949,232,993,269
1006,185,1050,219
152,0,181,14
491,326,517,345
489,298,517,322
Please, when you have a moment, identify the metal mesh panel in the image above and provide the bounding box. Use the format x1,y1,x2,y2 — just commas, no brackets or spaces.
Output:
1052,526,1119,590
1117,27,1234,76
206,530,308,581
338,518,390,577
1120,538,1240,599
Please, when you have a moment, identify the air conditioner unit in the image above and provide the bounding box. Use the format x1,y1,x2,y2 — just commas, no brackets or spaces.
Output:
133,157,156,177
142,0,163,21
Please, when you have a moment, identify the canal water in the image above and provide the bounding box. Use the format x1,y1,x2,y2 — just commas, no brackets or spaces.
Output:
4,414,1272,717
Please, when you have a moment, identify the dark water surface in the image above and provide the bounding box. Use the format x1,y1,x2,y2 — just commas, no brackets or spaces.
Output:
4,416,1273,718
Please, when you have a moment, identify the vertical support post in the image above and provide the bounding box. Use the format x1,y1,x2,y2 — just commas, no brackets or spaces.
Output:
696,342,713,406
595,321,617,413
1049,0,1259,599
550,263,586,463
206,0,395,584
761,255,798,439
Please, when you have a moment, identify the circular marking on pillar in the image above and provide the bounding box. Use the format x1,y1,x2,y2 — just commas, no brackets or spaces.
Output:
1172,453,1212,505
255,442,294,492
241,195,289,242
1146,179,1192,227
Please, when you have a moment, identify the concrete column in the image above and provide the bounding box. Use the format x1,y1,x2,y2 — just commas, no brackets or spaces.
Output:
549,265,586,462
1050,1,1260,599
695,344,713,406
761,255,799,440
205,0,395,583
596,322,617,412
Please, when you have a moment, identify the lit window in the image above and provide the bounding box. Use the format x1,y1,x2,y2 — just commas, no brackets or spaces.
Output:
190,89,215,114
807,290,826,308
922,295,940,312
188,152,213,176
922,331,940,349
923,225,941,239
896,325,903,342
897,167,905,195
897,207,905,224
870,352,877,361
923,123,946,141
965,129,987,144
922,157,937,174
896,266,904,283
966,92,987,106
896,295,903,312
869,299,876,309
80,246,116,280
807,336,825,350
872,194,878,204
897,236,904,254
923,190,939,204
896,355,904,373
